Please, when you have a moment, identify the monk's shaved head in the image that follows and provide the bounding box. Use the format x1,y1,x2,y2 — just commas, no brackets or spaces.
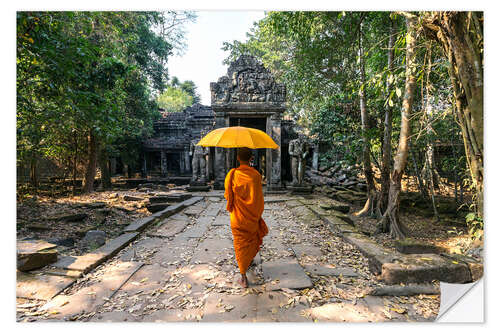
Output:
237,147,253,162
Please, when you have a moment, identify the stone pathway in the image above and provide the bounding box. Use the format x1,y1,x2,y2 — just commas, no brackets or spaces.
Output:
17,193,441,322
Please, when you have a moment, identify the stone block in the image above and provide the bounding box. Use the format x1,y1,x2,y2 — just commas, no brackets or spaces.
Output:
123,195,144,202
380,253,472,284
17,240,58,271
146,203,170,213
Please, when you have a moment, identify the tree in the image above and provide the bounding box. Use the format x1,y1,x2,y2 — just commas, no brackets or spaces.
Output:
420,12,483,216
17,12,194,193
378,13,419,239
157,85,194,112
180,80,201,104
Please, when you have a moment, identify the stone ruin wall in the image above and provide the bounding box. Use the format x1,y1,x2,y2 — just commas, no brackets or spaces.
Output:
210,55,286,108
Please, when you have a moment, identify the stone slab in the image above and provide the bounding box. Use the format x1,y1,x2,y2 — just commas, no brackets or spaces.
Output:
151,203,184,219
51,232,140,272
51,253,107,273
255,291,311,322
142,309,204,322
17,240,57,253
17,272,75,301
264,197,289,203
177,216,211,239
89,311,138,322
123,216,157,233
31,267,83,279
95,232,141,258
212,215,229,226
302,264,359,277
285,200,304,208
148,218,189,238
119,263,173,294
119,237,165,261
183,206,205,216
153,238,198,265
40,261,144,319
262,258,313,290
308,302,381,322
164,193,192,202
369,283,439,296
202,293,258,322
204,203,222,217
291,244,323,259
190,238,233,264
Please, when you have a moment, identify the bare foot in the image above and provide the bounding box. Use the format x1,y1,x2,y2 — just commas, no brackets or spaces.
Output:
238,275,248,288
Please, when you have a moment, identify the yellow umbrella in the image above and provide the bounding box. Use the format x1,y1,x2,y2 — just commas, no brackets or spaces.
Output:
197,126,279,149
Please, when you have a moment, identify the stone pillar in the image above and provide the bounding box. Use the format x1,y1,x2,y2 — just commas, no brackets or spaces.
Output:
110,157,117,175
184,149,191,173
179,151,185,174
266,113,282,190
160,150,167,178
141,155,147,178
213,114,226,189
312,143,319,171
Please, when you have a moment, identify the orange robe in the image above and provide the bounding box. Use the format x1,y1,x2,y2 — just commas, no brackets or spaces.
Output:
224,164,269,275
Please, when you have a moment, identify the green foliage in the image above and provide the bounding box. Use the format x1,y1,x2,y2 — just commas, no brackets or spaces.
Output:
157,85,194,112
17,11,195,184
465,213,483,240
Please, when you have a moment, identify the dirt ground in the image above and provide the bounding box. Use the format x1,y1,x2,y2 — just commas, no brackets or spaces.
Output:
16,190,156,256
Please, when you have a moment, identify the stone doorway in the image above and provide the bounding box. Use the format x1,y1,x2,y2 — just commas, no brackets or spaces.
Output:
228,117,267,178
210,56,286,191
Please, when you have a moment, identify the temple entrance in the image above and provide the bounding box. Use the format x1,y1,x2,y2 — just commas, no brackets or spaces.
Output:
228,117,267,180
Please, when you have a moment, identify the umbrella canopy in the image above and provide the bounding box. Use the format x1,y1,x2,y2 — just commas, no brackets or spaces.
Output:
197,126,279,149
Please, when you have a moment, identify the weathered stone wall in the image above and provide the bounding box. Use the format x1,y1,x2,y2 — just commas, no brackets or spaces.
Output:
210,55,286,108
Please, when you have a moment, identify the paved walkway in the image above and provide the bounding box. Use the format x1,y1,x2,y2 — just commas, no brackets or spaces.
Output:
30,195,439,322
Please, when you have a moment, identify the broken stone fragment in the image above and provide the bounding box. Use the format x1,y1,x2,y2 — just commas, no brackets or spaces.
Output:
45,213,88,222
81,230,107,249
123,195,144,202
26,223,52,231
146,203,170,213
17,240,58,271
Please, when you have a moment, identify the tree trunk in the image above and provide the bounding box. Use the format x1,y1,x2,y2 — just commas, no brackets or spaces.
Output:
82,130,98,193
379,17,396,216
422,11,483,216
29,155,38,191
98,146,112,190
378,14,418,239
72,131,78,196
355,21,377,217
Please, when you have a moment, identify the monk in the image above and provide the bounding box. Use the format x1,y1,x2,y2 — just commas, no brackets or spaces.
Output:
224,147,269,288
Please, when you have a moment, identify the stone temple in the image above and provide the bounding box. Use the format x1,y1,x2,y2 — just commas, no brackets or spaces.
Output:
142,55,313,190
